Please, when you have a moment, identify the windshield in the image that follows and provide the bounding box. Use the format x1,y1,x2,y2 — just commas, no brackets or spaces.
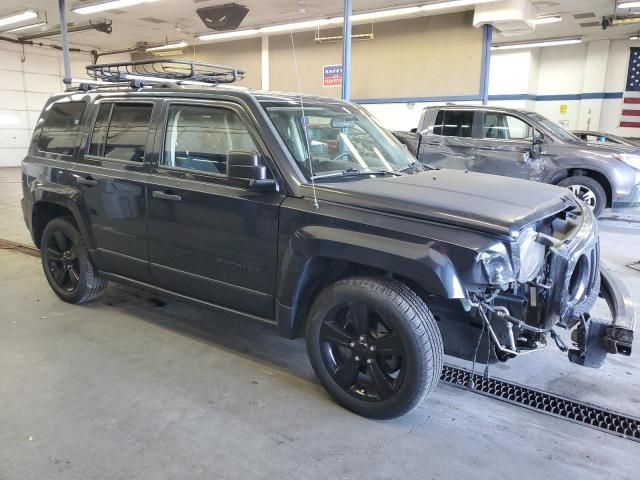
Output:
529,113,580,143
261,99,418,181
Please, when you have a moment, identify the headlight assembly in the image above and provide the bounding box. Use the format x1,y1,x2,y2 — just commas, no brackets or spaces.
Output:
614,153,640,171
477,251,516,288
517,227,545,283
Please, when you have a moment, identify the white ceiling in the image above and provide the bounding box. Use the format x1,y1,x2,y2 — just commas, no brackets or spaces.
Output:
0,0,638,51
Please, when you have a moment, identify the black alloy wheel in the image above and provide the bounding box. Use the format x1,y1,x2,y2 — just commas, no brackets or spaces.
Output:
40,216,108,304
319,302,405,402
44,229,81,292
306,277,443,419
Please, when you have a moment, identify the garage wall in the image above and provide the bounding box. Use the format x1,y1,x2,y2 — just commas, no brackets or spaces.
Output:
0,43,128,168
363,38,638,136
486,39,636,138
269,12,483,99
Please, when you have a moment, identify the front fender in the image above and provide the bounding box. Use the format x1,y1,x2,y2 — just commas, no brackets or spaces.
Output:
277,225,467,307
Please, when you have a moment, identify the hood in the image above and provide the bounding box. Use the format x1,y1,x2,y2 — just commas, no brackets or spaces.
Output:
304,170,576,236
560,139,640,156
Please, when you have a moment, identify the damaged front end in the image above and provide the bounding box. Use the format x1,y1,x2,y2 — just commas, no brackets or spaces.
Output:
445,203,635,368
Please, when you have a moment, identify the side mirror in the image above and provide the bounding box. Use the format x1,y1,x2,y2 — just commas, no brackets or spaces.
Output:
531,133,545,158
227,151,277,190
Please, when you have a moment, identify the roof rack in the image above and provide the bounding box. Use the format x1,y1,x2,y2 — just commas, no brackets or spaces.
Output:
85,59,245,85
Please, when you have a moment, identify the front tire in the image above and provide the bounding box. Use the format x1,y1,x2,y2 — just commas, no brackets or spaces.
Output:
306,276,443,419
558,176,606,217
40,216,108,304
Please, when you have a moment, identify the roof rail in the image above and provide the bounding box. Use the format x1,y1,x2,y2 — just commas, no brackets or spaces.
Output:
85,59,245,86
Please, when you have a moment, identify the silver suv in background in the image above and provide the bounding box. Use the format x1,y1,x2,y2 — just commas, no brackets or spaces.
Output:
395,106,640,216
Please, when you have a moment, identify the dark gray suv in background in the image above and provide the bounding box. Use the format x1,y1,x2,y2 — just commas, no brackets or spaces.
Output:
396,106,640,216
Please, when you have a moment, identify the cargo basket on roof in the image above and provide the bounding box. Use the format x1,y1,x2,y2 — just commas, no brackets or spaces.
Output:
85,59,245,85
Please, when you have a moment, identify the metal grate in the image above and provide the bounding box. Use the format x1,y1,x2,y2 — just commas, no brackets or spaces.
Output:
599,216,640,225
0,239,40,258
440,364,640,442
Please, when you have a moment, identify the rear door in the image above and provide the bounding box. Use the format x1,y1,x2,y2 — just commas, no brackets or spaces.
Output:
417,109,476,170
473,110,538,179
73,99,158,282
145,99,283,318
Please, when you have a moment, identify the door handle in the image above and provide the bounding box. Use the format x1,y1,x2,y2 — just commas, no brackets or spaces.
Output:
152,190,182,202
76,176,98,187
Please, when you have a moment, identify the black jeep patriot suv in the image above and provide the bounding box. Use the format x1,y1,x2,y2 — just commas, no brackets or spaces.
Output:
21,61,635,419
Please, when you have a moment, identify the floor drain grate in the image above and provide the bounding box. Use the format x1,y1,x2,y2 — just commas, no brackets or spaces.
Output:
0,239,40,258
440,364,640,442
599,216,640,225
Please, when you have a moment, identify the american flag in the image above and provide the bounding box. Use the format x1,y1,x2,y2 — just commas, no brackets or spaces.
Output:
621,47,640,128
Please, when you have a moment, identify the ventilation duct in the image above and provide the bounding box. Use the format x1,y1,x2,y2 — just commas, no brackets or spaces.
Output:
473,0,537,36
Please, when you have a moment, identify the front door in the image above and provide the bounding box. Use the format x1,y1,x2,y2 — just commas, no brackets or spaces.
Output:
473,111,540,179
73,99,158,282
145,101,283,318
418,109,476,170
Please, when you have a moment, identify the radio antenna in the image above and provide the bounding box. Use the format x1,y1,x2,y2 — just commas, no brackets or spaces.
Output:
289,29,319,210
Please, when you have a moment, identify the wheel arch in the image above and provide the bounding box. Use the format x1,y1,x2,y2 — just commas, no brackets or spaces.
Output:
275,226,466,339
549,168,613,208
30,186,95,249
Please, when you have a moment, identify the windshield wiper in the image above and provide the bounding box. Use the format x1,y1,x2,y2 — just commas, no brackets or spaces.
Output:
312,167,400,180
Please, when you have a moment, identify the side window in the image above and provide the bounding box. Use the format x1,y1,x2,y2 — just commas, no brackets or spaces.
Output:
37,101,87,156
432,110,445,135
441,110,474,138
162,105,258,175
88,102,153,162
482,112,533,141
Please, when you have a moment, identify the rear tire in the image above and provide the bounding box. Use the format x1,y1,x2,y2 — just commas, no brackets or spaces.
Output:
557,176,606,217
306,276,443,419
40,216,108,304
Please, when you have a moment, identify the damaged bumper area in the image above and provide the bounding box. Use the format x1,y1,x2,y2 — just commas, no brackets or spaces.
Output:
479,263,635,369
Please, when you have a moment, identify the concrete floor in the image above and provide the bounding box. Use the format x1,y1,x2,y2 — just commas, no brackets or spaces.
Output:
1,167,639,479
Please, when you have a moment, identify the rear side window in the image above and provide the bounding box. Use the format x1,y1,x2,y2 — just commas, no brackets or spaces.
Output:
37,101,87,156
88,102,153,162
441,110,474,138
162,105,258,175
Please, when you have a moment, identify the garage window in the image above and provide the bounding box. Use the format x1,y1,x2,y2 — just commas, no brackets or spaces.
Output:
162,105,258,175
88,103,153,162
37,101,87,156
435,110,474,138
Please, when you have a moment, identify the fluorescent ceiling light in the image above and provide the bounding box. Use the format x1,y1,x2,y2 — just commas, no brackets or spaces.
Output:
260,19,331,33
631,34,640,40
72,0,157,15
0,9,37,28
4,21,47,33
146,41,188,52
492,37,582,50
199,29,259,42
534,16,562,25
619,2,640,8
421,0,497,12
350,6,421,21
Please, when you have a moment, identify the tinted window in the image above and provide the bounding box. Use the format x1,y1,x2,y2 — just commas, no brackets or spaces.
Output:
163,105,257,175
432,110,445,135
37,101,87,156
88,103,152,161
482,112,533,141
88,103,112,157
441,110,474,138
